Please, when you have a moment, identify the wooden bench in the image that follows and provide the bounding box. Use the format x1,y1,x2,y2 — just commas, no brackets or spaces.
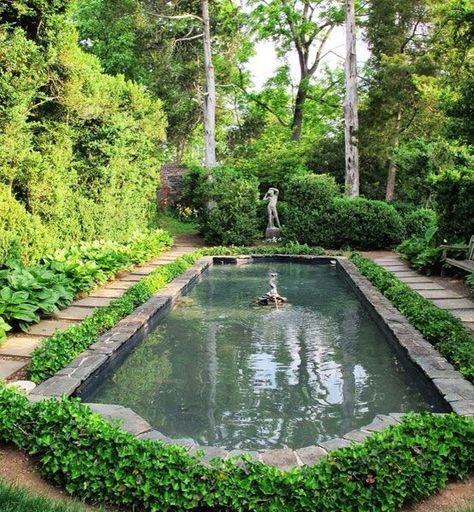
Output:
441,235,474,273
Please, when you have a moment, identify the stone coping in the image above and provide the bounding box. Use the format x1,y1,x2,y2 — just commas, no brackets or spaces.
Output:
27,254,474,469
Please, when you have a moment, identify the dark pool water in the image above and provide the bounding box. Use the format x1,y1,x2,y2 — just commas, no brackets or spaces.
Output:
88,262,442,450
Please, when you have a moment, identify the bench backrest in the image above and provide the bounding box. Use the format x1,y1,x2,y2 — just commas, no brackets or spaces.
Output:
469,235,474,261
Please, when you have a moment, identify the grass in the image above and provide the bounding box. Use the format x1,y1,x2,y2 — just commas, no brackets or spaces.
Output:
156,213,199,236
0,479,90,512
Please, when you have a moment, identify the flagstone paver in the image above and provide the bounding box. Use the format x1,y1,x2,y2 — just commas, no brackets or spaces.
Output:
369,253,474,337
0,235,202,382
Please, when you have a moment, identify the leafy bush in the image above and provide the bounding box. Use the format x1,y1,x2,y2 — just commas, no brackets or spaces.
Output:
351,254,474,381
0,4,167,266
431,166,474,243
332,197,405,249
182,166,260,246
0,385,473,512
201,243,325,256
404,208,437,238
283,175,404,249
397,226,443,274
0,230,172,339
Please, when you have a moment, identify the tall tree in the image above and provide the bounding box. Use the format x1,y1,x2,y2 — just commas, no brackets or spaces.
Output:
201,0,217,167
362,0,434,200
344,0,359,197
250,0,343,141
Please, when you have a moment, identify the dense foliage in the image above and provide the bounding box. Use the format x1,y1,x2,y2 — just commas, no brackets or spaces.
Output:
0,385,473,512
283,175,404,249
397,226,444,274
181,166,261,245
0,0,167,265
351,254,474,381
0,230,172,339
431,166,474,242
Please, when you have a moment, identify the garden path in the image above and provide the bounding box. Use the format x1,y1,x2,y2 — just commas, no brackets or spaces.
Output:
364,251,474,338
0,234,203,383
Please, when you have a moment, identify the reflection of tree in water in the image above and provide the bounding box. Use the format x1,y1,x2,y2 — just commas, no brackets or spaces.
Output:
90,263,438,449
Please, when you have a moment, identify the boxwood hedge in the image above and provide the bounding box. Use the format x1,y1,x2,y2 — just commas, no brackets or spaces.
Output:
0,385,472,512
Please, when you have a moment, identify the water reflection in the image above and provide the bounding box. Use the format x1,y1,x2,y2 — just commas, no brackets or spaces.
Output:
89,263,441,449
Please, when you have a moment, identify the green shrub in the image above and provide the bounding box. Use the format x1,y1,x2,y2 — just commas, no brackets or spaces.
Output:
0,8,167,265
351,254,474,381
404,208,437,238
332,197,405,249
431,167,474,243
0,186,53,265
0,385,473,512
283,175,404,249
397,226,443,274
467,272,474,298
182,166,260,246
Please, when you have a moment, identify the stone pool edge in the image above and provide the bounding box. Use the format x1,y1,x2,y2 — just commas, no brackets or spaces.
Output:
27,254,474,470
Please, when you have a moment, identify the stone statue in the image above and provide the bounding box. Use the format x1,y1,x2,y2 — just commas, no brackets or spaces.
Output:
263,187,281,229
257,272,287,306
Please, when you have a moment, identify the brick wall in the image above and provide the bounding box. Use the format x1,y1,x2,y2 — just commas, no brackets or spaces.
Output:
159,163,187,210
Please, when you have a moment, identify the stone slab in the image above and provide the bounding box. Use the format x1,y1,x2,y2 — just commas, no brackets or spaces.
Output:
31,376,82,396
417,289,463,299
88,288,124,298
103,280,136,290
433,378,474,401
73,296,113,308
137,430,172,443
0,358,27,379
129,266,158,275
363,415,399,432
0,335,42,357
380,265,411,271
398,276,434,283
343,429,372,443
450,309,474,322
27,319,75,337
295,445,327,466
430,299,474,310
409,282,444,290
319,437,352,451
118,274,143,282
54,306,95,321
86,403,152,436
393,273,425,280
261,449,300,470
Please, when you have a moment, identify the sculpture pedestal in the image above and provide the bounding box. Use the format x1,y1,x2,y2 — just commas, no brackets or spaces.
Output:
265,227,281,240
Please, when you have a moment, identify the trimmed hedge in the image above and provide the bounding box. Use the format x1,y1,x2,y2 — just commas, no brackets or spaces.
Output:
351,254,474,381
283,175,404,249
0,385,473,511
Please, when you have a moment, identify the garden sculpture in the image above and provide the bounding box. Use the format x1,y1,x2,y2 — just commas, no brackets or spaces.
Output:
263,187,281,229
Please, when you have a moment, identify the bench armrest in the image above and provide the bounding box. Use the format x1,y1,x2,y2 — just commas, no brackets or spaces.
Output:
440,244,468,259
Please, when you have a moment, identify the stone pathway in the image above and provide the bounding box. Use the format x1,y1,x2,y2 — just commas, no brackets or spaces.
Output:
0,235,203,382
368,253,474,337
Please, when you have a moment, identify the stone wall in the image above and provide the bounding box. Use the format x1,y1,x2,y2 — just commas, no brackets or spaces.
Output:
159,163,187,210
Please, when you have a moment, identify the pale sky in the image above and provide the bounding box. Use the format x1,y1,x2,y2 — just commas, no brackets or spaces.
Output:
245,25,370,90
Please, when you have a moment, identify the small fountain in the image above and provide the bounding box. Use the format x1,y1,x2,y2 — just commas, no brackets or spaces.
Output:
257,272,287,307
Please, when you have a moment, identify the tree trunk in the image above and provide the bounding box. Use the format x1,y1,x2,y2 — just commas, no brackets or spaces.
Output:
385,107,402,201
291,80,308,141
344,0,359,197
201,0,216,168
